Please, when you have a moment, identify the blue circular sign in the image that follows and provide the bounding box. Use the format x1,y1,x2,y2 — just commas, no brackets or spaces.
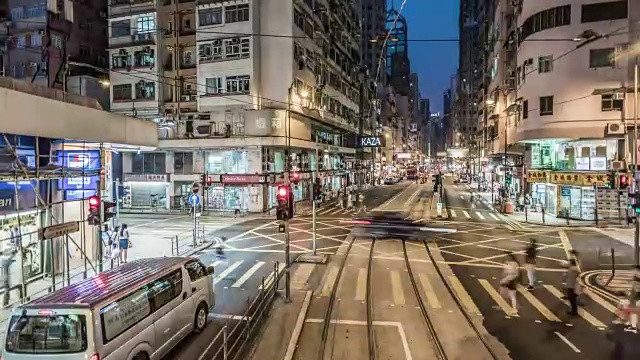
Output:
188,194,200,206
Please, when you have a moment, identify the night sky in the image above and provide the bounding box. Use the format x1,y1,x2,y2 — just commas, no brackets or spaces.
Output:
387,0,460,114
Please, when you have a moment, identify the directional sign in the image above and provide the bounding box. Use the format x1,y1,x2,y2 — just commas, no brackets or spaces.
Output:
39,221,80,240
192,182,200,194
188,193,200,206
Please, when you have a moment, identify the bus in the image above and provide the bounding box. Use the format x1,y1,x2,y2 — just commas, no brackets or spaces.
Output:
406,166,418,180
3,257,215,360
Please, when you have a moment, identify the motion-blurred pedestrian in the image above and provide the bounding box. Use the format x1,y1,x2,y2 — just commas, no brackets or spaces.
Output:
625,265,640,333
500,252,520,313
525,239,537,290
565,258,579,316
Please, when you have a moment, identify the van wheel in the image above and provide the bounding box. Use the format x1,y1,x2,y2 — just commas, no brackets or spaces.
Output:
194,302,208,333
132,352,149,360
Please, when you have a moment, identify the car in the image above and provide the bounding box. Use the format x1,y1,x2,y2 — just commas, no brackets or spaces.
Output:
384,177,396,185
344,211,456,240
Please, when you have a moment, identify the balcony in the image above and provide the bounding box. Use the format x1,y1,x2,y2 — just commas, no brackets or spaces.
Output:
109,0,156,18
110,32,156,49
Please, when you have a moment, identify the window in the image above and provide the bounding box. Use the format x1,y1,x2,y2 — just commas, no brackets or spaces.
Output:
226,75,250,94
79,45,90,58
132,152,166,174
199,8,222,26
112,84,132,101
225,4,249,23
10,7,23,20
185,260,207,281
294,9,305,30
539,96,553,116
148,270,183,310
582,0,627,23
112,20,131,37
601,94,623,111
174,152,194,174
16,35,25,48
134,49,154,67
522,100,529,119
6,314,87,353
135,81,155,100
538,56,552,73
521,5,571,41
589,48,615,68
30,33,42,47
199,37,249,62
112,52,130,69
205,77,223,95
136,16,154,34
51,34,62,48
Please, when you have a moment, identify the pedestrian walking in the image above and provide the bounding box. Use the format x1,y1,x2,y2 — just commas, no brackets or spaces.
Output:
525,239,537,290
565,258,579,316
625,265,640,333
500,252,520,313
118,224,131,263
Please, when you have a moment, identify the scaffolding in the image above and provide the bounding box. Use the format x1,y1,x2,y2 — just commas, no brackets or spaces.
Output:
0,135,109,309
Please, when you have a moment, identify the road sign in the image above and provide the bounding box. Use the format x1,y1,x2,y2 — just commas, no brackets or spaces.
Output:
188,194,200,206
436,202,443,217
192,182,200,194
39,221,80,240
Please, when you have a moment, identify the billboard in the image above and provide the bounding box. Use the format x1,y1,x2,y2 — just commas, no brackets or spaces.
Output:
357,136,385,147
56,150,100,170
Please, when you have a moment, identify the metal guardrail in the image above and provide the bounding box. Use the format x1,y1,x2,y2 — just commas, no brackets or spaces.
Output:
204,262,281,360
171,225,207,256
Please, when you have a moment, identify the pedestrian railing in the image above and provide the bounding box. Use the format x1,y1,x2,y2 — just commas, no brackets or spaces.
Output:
171,224,207,256
206,262,281,360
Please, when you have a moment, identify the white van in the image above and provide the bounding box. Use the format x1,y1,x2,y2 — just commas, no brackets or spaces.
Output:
1,257,215,360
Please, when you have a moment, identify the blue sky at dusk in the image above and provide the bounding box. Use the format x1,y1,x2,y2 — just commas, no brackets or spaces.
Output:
387,0,459,114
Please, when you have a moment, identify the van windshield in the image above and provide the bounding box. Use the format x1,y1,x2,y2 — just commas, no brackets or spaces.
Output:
5,314,87,353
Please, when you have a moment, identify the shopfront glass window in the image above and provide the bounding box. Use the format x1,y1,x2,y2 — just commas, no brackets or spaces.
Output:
273,152,284,173
131,153,166,174
309,152,317,171
206,150,248,174
174,152,194,175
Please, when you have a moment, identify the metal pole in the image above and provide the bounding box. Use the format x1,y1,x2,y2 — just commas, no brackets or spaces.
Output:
284,85,293,303
312,134,318,255
173,7,182,125
634,58,639,266
114,178,120,227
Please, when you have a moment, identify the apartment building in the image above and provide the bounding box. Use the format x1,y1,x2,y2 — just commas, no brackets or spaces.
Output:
109,0,377,212
1,0,107,89
481,0,635,221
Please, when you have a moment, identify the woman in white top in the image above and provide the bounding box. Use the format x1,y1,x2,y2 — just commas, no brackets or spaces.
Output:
118,224,131,263
500,252,520,314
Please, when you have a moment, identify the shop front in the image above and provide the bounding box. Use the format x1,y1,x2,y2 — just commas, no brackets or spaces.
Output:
526,170,607,220
122,174,170,210
205,174,265,213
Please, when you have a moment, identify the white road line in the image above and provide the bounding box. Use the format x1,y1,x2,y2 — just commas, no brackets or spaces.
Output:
330,208,343,215
213,261,243,285
418,273,441,309
544,285,606,329
321,265,339,296
476,212,485,220
207,314,250,321
516,286,560,322
231,261,265,288
390,271,405,305
210,260,223,267
555,332,581,353
478,279,518,316
463,210,471,218
488,213,500,221
284,291,313,360
449,276,481,315
129,216,189,228
449,209,457,218
355,268,367,301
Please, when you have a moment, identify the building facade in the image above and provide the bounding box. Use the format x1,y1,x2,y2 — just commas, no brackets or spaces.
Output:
480,0,635,221
109,0,379,212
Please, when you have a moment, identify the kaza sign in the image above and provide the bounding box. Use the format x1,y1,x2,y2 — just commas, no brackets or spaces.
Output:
358,136,384,148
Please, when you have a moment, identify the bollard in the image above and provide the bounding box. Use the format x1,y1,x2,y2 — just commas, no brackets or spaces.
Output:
525,205,528,223
223,325,228,360
542,206,546,225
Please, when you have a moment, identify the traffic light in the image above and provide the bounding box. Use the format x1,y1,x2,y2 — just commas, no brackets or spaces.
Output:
276,185,294,220
103,200,117,222
619,173,630,190
201,173,213,186
206,175,212,186
291,171,300,184
505,172,513,185
87,195,100,226
606,172,615,188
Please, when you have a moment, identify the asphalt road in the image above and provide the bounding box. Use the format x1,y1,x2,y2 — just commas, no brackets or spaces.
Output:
438,181,633,359
116,186,405,360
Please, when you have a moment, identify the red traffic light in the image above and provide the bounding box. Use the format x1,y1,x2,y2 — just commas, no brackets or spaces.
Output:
620,174,630,188
206,175,213,186
277,186,288,198
88,195,100,209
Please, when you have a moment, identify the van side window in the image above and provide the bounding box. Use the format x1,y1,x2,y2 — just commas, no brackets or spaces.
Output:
185,260,206,281
149,269,183,309
100,286,152,343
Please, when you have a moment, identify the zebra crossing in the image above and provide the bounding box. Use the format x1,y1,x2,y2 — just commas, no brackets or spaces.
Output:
206,259,284,290
299,204,358,217
317,264,619,330
129,217,247,237
448,209,503,221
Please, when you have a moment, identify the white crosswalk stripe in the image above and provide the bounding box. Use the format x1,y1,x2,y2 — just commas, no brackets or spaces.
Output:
463,210,471,218
475,212,485,220
310,266,619,330
488,213,501,221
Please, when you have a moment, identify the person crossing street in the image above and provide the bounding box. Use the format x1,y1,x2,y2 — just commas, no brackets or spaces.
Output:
524,239,537,290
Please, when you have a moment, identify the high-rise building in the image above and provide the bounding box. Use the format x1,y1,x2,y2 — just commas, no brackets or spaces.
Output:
386,7,410,96
361,0,386,84
1,0,108,89
108,0,377,212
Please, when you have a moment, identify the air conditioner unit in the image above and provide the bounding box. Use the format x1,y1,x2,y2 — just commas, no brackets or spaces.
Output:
181,95,190,101
611,160,626,171
607,123,625,135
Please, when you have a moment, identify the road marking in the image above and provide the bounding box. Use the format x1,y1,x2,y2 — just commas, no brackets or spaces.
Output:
463,210,471,218
544,285,606,329
231,261,265,288
330,208,343,215
449,275,481,315
516,286,561,322
478,279,518,316
321,265,339,296
207,314,251,321
210,260,223,268
449,209,457,218
583,288,619,313
476,212,485,220
488,213,500,221
555,332,581,353
258,265,285,290
129,215,189,228
284,291,313,360
291,263,316,290
460,195,464,200
419,273,441,308
558,230,581,272
355,268,367,301
213,261,243,285
390,271,405,305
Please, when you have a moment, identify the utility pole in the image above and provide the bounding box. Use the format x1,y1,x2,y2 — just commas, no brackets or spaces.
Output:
284,84,293,303
171,6,183,125
357,69,366,210
634,57,639,266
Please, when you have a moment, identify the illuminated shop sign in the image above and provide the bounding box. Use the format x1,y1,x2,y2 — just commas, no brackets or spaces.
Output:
358,136,385,147
56,150,100,170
